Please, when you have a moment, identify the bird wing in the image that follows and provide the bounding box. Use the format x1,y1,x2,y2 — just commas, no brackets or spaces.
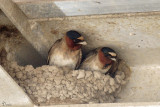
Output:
81,47,100,64
47,39,62,64
75,49,82,70
84,48,100,59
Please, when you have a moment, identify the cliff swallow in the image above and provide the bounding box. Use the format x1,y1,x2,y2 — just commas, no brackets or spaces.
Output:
79,47,117,77
47,30,87,70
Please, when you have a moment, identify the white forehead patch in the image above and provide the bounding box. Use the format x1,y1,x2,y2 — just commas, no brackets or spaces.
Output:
108,52,117,57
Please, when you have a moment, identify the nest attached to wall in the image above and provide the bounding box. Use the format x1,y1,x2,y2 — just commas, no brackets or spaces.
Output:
0,25,131,106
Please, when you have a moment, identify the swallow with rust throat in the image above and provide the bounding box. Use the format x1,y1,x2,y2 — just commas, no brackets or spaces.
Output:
47,30,87,70
79,47,118,77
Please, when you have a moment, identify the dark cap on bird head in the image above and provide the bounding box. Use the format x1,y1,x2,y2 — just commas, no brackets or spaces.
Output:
66,30,87,45
66,30,81,40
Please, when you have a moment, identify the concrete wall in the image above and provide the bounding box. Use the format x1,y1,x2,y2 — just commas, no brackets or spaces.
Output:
30,12,160,102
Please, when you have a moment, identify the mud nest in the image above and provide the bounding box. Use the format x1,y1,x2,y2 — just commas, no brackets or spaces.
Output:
1,58,130,105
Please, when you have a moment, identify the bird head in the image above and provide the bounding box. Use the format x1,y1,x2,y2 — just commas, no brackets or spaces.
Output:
98,47,117,67
65,30,87,50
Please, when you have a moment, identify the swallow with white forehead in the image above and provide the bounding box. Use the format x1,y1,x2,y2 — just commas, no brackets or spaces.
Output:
79,47,117,77
47,30,87,70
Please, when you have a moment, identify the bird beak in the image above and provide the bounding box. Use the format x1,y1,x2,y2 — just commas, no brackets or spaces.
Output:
77,36,84,41
77,36,87,45
77,41,87,45
110,58,117,62
108,52,117,57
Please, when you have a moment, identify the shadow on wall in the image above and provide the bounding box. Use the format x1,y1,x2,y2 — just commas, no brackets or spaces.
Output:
15,43,47,67
0,25,47,67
